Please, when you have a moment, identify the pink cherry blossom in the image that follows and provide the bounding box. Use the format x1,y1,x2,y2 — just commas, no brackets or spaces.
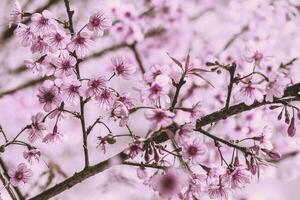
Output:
182,137,206,164
123,140,143,159
26,112,46,143
145,109,175,130
235,81,263,105
23,148,41,164
111,101,129,127
144,64,171,83
175,123,194,145
31,10,57,34
8,163,32,187
61,80,83,104
10,0,23,26
54,53,76,77
43,130,63,144
15,24,35,47
46,30,69,51
37,81,61,112
111,56,136,79
86,77,106,97
95,88,115,109
87,11,111,36
67,32,91,58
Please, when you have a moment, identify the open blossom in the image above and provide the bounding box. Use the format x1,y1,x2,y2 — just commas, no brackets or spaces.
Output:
265,79,286,102
16,24,35,47
143,75,171,104
225,166,251,189
23,148,41,164
123,140,143,159
236,81,263,105
151,168,187,199
86,77,106,97
175,123,194,145
61,80,83,104
117,93,135,109
67,32,91,58
111,101,129,127
30,36,50,54
254,126,273,149
37,81,61,112
31,10,57,34
43,130,63,144
190,103,204,122
111,56,136,79
95,88,115,109
144,64,171,83
145,109,175,130
207,180,229,200
8,163,32,187
26,112,46,143
182,137,206,164
87,11,111,36
54,53,76,77
10,0,23,26
243,41,271,68
46,30,69,51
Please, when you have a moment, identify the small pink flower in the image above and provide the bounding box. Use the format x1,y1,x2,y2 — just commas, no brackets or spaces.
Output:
117,93,135,109
190,103,204,122
24,59,43,72
182,137,206,164
144,64,171,84
225,166,251,189
26,112,46,143
37,81,61,112
111,101,129,127
8,163,32,187
87,11,111,36
111,56,136,79
43,130,63,144
254,126,273,149
86,77,106,97
95,88,115,109
151,168,187,199
123,140,143,159
145,109,175,130
31,10,57,34
236,81,263,105
67,32,91,58
243,41,271,68
265,79,286,102
61,80,83,104
46,30,69,51
30,36,50,54
175,123,194,145
54,53,76,77
16,24,35,47
23,148,41,164
207,180,229,200
143,75,171,104
10,0,23,26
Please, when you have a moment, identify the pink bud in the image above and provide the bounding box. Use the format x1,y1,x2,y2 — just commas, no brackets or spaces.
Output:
288,118,296,137
137,166,147,179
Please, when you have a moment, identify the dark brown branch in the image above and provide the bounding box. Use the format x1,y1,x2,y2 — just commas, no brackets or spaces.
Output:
223,25,249,51
129,43,146,74
224,63,236,110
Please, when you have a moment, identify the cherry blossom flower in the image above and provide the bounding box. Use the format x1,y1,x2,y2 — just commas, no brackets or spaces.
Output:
235,81,263,105
37,81,61,112
175,123,194,145
123,140,143,159
117,93,135,109
225,166,251,189
111,56,136,79
54,53,76,77
86,77,106,97
111,101,129,127
16,24,35,47
46,30,69,51
143,75,171,104
151,168,187,199
144,64,171,84
23,148,41,164
61,80,83,104
182,137,206,164
254,126,273,149
43,130,63,144
30,36,50,54
67,32,91,58
243,41,271,68
182,173,205,199
145,109,175,130
87,11,111,36
265,79,286,102
31,10,57,34
207,180,229,200
10,0,23,26
26,112,46,143
8,163,32,187
95,88,115,109
190,103,204,122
